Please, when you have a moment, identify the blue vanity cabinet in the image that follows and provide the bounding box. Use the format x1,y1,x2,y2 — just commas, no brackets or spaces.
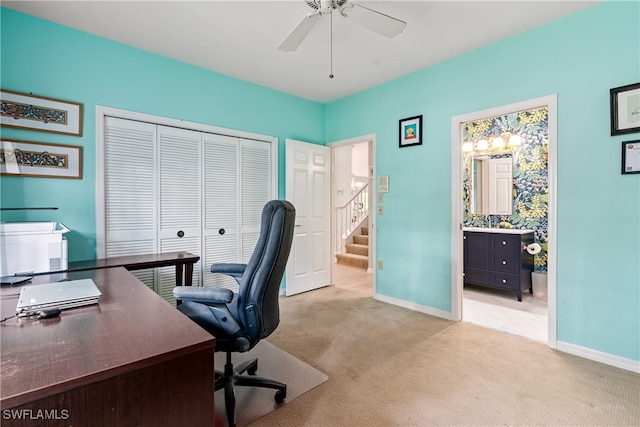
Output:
463,229,535,301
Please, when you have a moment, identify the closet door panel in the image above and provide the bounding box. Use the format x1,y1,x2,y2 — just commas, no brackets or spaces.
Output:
202,134,240,289
100,114,277,299
103,117,157,289
240,139,272,262
203,234,239,290
159,236,201,303
157,126,202,296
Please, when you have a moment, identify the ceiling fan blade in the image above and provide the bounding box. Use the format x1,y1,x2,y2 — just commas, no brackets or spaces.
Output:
278,12,322,52
340,3,406,38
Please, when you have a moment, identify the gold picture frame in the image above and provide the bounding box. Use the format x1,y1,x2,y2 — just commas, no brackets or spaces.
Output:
1,139,83,179
1,89,83,136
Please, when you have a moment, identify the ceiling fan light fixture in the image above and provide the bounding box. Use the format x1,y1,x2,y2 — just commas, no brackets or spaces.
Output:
278,0,407,52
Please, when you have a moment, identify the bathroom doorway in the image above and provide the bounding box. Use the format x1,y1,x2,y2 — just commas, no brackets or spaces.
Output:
451,95,557,347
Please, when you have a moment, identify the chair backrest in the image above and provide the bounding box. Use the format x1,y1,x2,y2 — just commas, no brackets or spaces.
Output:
236,200,295,341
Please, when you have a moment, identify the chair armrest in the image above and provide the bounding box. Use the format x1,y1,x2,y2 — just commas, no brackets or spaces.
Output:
210,263,247,279
173,286,234,304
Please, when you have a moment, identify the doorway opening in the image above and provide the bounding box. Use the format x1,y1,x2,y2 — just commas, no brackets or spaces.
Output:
451,95,557,347
328,134,376,297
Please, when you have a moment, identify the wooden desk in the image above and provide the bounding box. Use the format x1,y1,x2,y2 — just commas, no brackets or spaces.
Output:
67,251,200,286
0,267,214,426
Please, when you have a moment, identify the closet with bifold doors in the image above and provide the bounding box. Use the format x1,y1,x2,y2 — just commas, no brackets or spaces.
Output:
99,116,276,304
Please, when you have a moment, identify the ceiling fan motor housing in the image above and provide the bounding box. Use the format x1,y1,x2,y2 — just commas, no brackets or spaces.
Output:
305,0,349,14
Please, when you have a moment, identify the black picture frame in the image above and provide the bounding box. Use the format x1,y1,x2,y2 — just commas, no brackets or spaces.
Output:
399,115,423,148
610,83,640,136
621,140,640,174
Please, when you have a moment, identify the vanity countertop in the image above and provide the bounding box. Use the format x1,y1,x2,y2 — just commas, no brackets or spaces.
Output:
463,227,534,235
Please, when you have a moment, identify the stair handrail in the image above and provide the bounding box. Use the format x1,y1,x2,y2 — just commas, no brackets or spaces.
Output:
335,183,369,254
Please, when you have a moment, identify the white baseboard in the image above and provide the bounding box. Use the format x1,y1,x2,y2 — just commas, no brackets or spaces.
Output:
375,293,639,373
556,341,640,373
374,293,456,321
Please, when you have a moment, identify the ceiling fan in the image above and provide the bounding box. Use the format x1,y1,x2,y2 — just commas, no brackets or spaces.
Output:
277,0,407,52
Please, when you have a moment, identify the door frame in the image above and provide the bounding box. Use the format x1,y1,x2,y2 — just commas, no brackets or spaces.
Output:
450,95,557,348
327,133,377,296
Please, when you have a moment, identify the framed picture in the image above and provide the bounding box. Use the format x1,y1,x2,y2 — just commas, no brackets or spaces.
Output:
621,140,640,174
1,89,83,136
1,139,83,179
399,115,423,147
610,83,640,136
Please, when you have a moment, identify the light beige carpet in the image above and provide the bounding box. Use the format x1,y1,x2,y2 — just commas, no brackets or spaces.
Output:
214,340,328,427
250,284,640,427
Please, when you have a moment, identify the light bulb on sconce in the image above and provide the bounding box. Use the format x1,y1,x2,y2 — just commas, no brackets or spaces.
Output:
477,139,489,150
492,136,505,148
462,142,474,152
508,134,522,146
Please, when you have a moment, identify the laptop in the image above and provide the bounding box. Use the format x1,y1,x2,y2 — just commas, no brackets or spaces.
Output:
1,275,33,285
16,279,102,317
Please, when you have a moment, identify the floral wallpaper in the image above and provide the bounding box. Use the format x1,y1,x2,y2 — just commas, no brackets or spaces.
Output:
462,107,549,271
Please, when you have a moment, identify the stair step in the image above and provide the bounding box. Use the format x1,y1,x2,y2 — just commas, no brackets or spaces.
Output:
345,243,368,256
361,226,369,236
353,235,369,245
336,253,368,269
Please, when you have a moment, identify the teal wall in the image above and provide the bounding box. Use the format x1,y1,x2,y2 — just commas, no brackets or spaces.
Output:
0,8,325,260
325,1,640,362
2,3,639,363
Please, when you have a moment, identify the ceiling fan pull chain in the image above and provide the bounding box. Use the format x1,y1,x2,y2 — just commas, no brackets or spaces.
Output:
329,11,334,79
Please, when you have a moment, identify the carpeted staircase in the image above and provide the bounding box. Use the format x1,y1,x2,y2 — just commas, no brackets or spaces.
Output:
336,226,369,269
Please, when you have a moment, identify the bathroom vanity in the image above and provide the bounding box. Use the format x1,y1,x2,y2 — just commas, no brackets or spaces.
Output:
463,227,535,301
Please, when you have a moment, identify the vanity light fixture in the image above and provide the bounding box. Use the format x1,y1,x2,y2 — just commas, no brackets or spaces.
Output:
492,136,505,148
477,139,489,150
462,141,474,152
508,134,522,146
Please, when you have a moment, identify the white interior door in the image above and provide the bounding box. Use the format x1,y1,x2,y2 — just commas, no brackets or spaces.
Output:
488,157,513,215
285,139,331,296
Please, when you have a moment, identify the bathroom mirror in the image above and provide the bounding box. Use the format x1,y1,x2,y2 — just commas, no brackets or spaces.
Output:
470,154,513,215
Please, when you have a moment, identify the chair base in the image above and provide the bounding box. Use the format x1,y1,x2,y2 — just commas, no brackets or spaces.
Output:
216,351,287,427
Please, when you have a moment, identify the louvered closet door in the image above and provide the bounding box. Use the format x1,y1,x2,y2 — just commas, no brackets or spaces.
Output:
201,136,272,290
104,117,157,289
157,126,202,303
240,139,272,262
202,134,240,290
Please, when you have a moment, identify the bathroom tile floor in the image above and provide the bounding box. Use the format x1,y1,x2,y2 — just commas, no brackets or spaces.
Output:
463,284,548,342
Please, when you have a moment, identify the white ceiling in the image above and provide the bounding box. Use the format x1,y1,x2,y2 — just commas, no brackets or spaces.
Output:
4,1,601,103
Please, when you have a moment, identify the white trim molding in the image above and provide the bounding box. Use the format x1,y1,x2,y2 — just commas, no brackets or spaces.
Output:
557,341,640,373
375,293,457,321
450,94,558,349
327,133,377,297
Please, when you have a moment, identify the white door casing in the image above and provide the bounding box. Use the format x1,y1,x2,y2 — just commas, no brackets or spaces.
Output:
450,94,558,348
285,139,331,296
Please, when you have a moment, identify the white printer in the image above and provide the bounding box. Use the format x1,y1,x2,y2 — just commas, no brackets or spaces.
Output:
0,222,69,276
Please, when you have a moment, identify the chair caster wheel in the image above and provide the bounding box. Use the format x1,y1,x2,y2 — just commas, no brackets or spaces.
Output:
275,389,286,404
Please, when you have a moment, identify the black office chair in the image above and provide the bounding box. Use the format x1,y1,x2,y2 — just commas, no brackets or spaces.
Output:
173,200,295,427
